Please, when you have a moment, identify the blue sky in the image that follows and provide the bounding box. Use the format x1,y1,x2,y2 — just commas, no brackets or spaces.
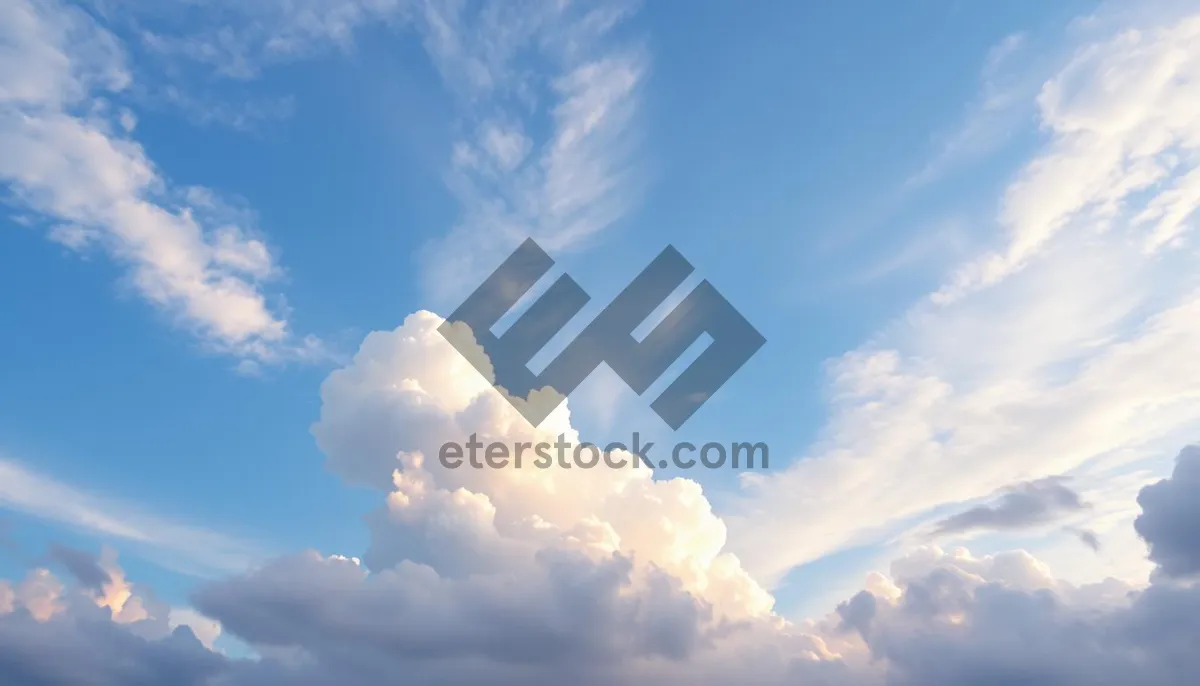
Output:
2,0,1200,682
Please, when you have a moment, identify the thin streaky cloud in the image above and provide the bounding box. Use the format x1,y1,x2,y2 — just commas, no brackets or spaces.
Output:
417,0,649,306
0,0,324,367
0,457,267,577
729,8,1200,587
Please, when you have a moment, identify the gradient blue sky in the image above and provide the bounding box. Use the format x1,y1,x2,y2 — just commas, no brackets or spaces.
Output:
2,0,1200,664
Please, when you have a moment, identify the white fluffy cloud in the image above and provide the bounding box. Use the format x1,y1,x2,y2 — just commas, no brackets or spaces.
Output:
313,311,775,620
0,310,863,684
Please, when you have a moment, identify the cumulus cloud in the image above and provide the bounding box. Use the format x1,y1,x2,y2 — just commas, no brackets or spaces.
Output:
0,548,218,648
0,0,321,364
1135,445,1200,578
312,311,774,621
5,442,1200,685
43,544,111,592
0,609,224,686
2,295,1200,685
85,304,1200,685
931,477,1089,537
194,548,713,668
835,546,1199,686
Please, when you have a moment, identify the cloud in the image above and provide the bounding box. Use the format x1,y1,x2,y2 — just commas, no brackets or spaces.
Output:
726,7,1200,588
1135,445,1200,578
833,545,1198,686
0,457,266,577
194,548,713,667
43,544,111,592
311,311,774,620
99,0,648,308
153,86,296,132
5,2,1200,685
166,607,222,652
0,552,226,686
833,450,1200,684
0,313,862,683
136,0,409,80
931,477,1089,537
903,31,1037,190
0,0,322,364
416,0,647,304
4,438,1200,685
1069,526,1103,552
936,13,1200,302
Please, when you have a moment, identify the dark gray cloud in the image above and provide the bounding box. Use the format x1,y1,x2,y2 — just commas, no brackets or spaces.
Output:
0,611,224,686
836,591,877,637
932,477,1087,536
3,427,1200,686
6,438,1200,686
193,547,713,669
854,578,1200,686
0,500,1195,686
43,545,110,591
1066,527,1102,552
1135,445,1200,578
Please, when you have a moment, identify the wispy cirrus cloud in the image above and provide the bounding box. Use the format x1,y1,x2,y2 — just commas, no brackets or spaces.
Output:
415,0,648,305
133,0,409,80
903,31,1037,191
729,8,1200,588
123,0,648,308
935,14,1200,302
0,456,266,577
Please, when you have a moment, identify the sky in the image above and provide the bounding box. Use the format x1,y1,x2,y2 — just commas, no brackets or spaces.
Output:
2,0,1200,683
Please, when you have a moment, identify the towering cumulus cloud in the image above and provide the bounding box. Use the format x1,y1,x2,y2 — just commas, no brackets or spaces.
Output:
6,310,1200,684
